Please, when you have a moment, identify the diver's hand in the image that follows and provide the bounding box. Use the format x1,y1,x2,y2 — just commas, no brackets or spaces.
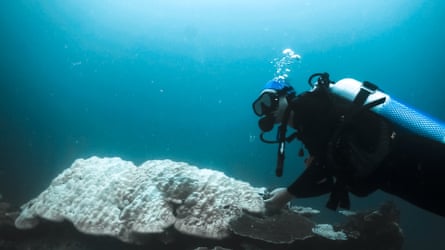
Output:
264,187,295,215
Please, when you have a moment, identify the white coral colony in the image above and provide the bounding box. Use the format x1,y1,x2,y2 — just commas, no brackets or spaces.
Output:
15,157,265,243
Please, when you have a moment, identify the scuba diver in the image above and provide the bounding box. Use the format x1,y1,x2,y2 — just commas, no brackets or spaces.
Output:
252,73,445,217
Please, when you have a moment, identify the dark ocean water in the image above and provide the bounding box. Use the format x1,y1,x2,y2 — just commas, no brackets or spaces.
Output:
1,1,444,249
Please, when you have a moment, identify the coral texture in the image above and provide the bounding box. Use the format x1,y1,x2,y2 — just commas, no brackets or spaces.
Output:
15,157,265,242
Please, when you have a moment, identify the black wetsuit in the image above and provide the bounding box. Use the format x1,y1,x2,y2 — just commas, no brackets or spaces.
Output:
286,88,445,217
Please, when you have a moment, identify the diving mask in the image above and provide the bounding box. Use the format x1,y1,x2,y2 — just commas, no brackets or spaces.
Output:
252,78,296,117
252,90,280,117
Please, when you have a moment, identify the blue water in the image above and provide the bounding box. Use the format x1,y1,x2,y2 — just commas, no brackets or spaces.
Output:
1,0,444,249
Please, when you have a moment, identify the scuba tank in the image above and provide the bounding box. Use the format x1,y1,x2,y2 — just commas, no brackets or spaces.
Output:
328,78,445,144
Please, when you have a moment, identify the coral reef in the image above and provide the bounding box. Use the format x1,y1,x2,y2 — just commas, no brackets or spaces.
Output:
0,156,404,250
15,157,264,242
229,209,315,244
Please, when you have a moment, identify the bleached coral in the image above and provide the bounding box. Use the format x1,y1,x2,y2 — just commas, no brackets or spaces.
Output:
312,224,347,240
289,205,320,217
15,157,265,242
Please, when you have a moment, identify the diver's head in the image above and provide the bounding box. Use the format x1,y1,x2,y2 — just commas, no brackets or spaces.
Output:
252,77,296,132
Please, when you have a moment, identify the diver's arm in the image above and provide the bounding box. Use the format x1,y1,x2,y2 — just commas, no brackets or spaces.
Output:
264,187,295,215
264,157,332,214
287,158,333,197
